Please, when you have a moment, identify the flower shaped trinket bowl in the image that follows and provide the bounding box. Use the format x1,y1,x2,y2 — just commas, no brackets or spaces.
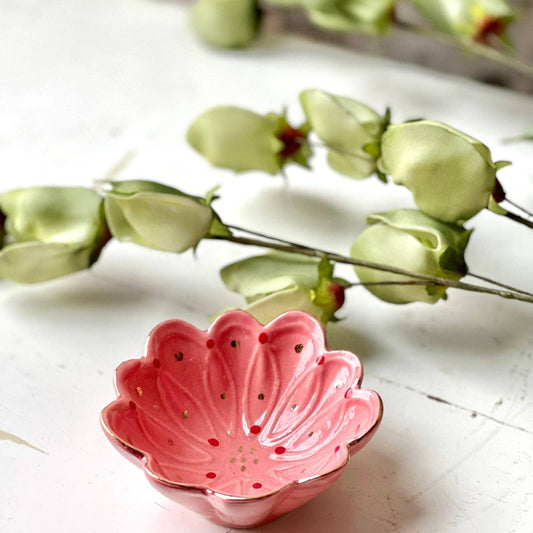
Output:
101,310,383,528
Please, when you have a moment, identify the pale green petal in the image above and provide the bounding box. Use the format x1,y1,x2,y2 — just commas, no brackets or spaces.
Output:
100,179,197,198
243,287,324,325
220,252,320,302
367,210,469,254
191,0,259,49
0,242,92,283
300,89,384,179
0,187,103,245
300,89,381,150
306,0,395,35
351,209,470,304
187,106,283,174
327,151,377,179
104,192,213,253
221,252,346,323
351,225,446,304
0,187,107,283
379,120,497,223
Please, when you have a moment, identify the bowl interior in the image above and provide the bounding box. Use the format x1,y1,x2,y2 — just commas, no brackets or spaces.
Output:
102,311,381,498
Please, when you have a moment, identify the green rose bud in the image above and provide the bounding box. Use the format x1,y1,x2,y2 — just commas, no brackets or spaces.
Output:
0,187,108,283
300,88,388,180
187,106,312,175
379,120,509,223
103,180,227,253
350,209,472,304
220,252,347,324
306,0,395,35
191,0,260,49
409,0,514,43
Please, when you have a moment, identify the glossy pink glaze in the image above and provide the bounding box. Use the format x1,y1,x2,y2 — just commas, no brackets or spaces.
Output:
101,310,382,528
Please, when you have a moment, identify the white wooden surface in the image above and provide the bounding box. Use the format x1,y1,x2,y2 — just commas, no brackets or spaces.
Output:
1,1,532,532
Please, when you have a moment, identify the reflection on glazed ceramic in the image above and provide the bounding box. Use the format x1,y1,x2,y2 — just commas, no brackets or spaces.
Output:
101,310,382,528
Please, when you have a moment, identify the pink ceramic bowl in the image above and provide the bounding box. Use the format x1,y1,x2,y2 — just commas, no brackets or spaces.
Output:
101,310,382,528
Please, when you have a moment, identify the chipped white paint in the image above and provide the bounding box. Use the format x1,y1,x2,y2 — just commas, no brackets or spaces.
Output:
0,430,46,454
0,1,532,532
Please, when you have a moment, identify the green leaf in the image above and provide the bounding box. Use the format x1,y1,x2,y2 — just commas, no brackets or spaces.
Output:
494,160,512,170
311,255,347,322
208,213,232,238
376,168,388,183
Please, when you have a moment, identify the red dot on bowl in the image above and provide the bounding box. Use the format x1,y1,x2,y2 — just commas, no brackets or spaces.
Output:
205,472,216,479
208,438,220,447
258,332,268,344
344,388,353,399
206,339,215,349
316,356,325,365
335,445,340,453
274,446,286,455
253,482,262,489
152,358,161,368
250,425,261,435
128,400,136,410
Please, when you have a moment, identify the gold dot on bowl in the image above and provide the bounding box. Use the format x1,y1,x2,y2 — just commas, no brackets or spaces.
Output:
220,393,226,400
253,459,259,464
241,457,247,463
182,410,189,419
230,340,240,348
230,457,236,463
238,445,243,452
241,466,246,472
136,386,143,397
249,448,255,454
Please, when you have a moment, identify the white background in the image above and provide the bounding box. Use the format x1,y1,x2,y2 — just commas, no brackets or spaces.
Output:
1,1,532,532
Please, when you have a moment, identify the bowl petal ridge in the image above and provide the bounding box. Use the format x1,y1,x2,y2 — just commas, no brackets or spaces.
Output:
101,310,383,527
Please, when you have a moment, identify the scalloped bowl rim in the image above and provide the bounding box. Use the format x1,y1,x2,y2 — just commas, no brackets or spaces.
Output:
100,310,383,503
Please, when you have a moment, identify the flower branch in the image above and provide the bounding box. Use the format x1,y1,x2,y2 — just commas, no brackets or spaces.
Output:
191,0,533,80
209,230,533,304
393,19,533,79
